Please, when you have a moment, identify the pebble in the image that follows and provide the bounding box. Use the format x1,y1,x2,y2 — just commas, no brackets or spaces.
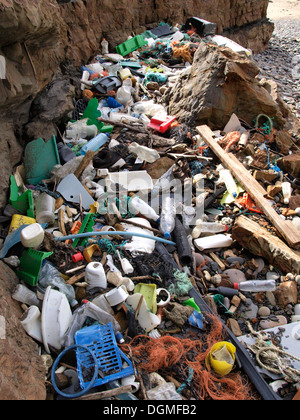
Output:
266,271,280,281
226,256,245,265
223,269,247,284
240,299,258,320
258,306,271,317
259,315,288,330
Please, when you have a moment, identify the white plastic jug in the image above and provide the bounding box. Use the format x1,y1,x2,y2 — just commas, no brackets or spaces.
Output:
20,223,45,248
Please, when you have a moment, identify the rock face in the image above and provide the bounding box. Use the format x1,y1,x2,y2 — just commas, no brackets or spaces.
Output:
0,0,274,211
165,42,288,130
0,262,46,400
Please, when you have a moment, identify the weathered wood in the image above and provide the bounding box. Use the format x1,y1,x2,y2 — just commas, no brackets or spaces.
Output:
74,150,96,179
197,125,300,250
232,215,300,274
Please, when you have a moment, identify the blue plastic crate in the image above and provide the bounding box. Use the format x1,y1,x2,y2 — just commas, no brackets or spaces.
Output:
75,323,134,390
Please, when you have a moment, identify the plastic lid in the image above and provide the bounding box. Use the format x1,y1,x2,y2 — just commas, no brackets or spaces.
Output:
234,283,239,290
164,232,171,239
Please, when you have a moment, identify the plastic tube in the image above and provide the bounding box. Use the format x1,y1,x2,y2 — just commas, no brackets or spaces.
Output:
51,345,98,399
172,218,193,267
54,231,176,246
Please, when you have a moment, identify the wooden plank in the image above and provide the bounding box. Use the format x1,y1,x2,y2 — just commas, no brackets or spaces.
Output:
197,125,300,250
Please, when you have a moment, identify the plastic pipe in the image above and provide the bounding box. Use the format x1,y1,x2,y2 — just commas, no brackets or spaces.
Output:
51,345,98,399
172,218,193,266
54,231,176,246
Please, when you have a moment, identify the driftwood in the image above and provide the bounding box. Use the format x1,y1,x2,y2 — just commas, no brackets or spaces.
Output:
197,125,300,250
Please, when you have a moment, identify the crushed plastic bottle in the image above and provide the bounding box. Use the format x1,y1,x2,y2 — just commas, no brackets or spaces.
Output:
129,196,160,221
234,280,276,292
160,196,176,239
38,261,78,307
192,221,228,239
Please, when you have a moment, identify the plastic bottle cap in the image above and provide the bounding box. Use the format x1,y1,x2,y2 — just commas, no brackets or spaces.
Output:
232,192,237,198
234,283,239,290
82,299,89,304
72,252,84,263
164,232,171,239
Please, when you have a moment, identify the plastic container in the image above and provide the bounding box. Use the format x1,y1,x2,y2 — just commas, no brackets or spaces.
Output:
85,262,107,290
20,223,45,248
119,68,132,81
205,341,236,377
234,280,276,292
20,305,43,343
192,221,228,239
160,196,176,239
101,38,109,55
57,142,76,165
104,286,128,307
35,193,55,226
128,142,160,164
129,196,159,221
12,284,41,307
65,120,98,141
194,234,233,251
217,166,238,199
147,382,182,400
282,182,292,205
82,300,124,343
80,133,108,155
126,293,161,333
115,85,132,106
38,261,78,307
41,286,73,353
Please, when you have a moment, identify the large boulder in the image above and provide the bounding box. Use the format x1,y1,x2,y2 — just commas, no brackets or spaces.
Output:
165,42,288,130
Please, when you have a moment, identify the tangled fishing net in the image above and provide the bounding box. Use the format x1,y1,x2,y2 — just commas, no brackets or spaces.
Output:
122,313,254,400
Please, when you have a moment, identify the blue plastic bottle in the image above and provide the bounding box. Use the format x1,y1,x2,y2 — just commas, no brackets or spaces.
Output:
80,133,108,155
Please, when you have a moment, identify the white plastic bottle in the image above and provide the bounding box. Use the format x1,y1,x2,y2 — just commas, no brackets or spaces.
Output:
234,280,276,292
101,38,109,55
12,284,41,307
129,196,160,221
160,196,176,239
217,165,238,198
35,193,56,226
128,142,160,164
282,182,292,205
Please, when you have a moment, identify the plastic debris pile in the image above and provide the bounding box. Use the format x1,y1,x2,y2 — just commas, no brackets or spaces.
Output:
1,17,300,401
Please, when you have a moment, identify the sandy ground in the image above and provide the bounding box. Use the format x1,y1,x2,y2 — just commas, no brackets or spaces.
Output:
267,0,300,20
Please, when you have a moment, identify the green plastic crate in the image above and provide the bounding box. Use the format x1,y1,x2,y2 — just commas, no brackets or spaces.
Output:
116,35,147,57
17,249,53,287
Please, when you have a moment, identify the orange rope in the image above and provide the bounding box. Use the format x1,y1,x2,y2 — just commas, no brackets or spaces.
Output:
122,313,252,400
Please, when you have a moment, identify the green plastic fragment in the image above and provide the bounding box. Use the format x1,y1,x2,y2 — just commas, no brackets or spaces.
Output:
24,135,60,186
9,175,35,218
81,98,113,133
17,249,53,287
72,213,95,248
116,35,147,57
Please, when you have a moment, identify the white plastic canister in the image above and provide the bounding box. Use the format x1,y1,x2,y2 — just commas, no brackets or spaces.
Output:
85,262,107,290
